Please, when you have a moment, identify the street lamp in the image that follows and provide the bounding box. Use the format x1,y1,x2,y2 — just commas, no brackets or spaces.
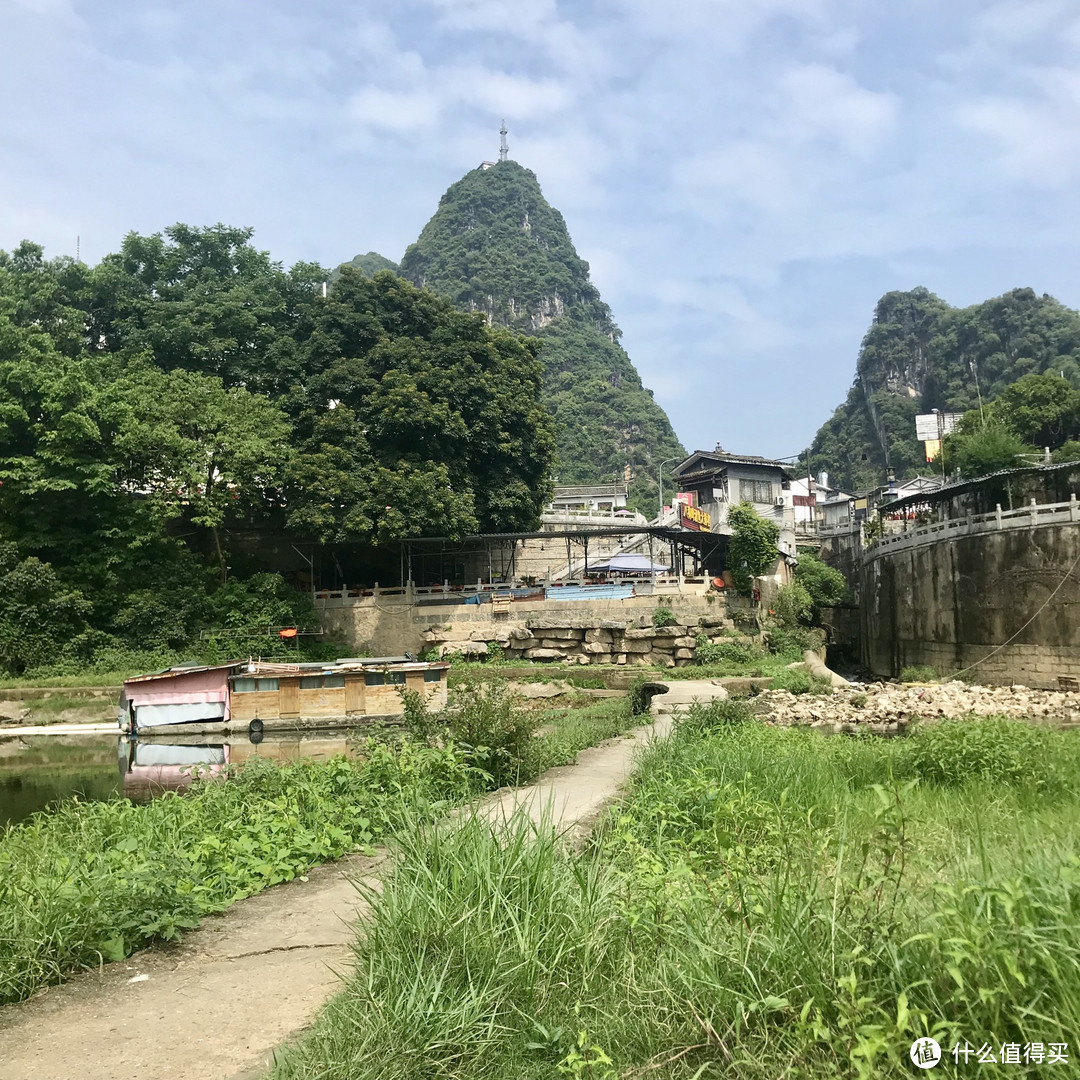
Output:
657,457,679,522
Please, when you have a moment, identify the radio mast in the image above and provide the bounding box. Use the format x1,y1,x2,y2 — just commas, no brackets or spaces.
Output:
499,119,509,162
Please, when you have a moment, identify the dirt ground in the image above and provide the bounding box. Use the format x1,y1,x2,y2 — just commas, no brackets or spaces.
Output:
0,712,676,1080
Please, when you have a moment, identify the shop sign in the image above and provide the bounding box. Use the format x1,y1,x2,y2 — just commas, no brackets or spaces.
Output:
680,503,711,532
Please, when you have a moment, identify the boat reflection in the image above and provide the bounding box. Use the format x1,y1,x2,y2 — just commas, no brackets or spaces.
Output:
117,730,363,800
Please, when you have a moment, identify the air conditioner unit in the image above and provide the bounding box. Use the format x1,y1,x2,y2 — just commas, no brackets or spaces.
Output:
774,497,786,507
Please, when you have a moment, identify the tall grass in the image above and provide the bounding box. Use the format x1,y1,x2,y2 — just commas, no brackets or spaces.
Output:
272,710,1080,1079
0,742,479,1004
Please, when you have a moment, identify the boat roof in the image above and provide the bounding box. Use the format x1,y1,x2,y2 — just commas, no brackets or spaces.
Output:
124,656,448,685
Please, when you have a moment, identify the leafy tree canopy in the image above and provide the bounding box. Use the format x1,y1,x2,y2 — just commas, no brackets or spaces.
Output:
727,502,780,594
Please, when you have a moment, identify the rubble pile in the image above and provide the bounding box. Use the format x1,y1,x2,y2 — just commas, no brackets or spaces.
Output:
760,680,1080,733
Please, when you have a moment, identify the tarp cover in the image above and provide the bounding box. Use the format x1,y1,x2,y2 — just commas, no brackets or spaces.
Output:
124,668,231,719
134,701,226,727
586,554,670,574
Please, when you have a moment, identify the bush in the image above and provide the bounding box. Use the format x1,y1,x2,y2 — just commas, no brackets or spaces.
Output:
793,551,848,616
675,697,754,735
693,632,758,665
900,665,939,683
651,607,677,628
627,674,651,717
766,625,825,656
770,667,831,695
445,674,538,787
774,581,813,627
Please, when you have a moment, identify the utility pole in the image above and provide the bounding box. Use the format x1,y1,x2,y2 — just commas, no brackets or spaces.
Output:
499,120,509,162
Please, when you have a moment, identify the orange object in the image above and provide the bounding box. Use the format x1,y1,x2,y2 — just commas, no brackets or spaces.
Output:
711,577,725,589
279,628,299,639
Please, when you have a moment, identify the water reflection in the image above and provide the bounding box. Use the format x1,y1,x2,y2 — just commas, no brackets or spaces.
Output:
118,730,364,799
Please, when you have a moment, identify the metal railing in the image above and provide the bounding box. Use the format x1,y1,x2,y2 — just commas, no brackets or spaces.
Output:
864,496,1080,558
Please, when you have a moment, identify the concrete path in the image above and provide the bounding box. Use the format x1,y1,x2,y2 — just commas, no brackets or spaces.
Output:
0,716,676,1080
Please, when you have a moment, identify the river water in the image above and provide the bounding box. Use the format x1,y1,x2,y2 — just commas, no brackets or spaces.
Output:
0,730,368,828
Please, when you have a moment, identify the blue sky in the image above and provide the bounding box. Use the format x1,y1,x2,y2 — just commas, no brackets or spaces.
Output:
4,0,1080,460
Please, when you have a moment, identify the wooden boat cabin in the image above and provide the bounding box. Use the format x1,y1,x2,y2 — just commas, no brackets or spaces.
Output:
120,657,450,735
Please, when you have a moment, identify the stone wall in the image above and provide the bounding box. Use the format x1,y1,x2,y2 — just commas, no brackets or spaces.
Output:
423,610,751,667
317,591,726,658
859,520,1080,687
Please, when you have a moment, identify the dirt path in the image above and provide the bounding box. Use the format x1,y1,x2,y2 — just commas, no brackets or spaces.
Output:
0,714,675,1080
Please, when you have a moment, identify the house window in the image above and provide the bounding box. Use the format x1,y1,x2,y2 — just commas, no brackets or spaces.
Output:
301,674,346,689
365,671,406,687
300,676,322,689
423,669,443,683
234,677,279,693
739,479,775,504
323,674,345,689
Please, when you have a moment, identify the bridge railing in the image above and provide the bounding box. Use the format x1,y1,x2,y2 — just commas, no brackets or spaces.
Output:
865,495,1080,557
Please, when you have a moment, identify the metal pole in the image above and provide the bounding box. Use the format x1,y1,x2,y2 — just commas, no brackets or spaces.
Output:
658,456,679,522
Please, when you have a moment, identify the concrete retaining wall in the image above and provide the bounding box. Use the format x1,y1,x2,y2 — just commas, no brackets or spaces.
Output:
860,520,1080,687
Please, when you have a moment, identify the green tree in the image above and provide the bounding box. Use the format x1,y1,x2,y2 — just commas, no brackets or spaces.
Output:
727,502,780,594
285,269,554,543
794,551,847,620
945,418,1033,478
982,372,1080,449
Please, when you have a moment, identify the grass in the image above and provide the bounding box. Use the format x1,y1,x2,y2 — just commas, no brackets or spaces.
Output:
0,672,132,690
0,741,480,1005
270,708,1080,1080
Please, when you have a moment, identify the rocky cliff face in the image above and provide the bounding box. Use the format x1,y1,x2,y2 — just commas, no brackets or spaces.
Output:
809,287,1080,491
394,161,684,509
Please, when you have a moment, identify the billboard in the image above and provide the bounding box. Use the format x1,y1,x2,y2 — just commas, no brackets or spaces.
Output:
680,503,712,532
915,413,962,441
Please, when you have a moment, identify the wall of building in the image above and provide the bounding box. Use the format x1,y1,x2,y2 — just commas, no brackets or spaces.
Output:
859,521,1080,687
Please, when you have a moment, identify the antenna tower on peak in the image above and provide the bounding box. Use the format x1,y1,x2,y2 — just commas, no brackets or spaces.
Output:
499,119,509,162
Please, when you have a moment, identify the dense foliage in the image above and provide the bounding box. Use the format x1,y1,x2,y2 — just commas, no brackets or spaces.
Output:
809,287,1080,490
0,229,555,674
395,161,684,510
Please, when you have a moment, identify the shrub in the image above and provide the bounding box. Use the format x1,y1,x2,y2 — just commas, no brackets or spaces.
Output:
771,667,831,695
445,674,538,787
693,632,758,665
774,581,813,627
675,697,754,735
651,607,677,628
900,665,939,683
627,674,651,717
793,551,848,616
767,625,825,656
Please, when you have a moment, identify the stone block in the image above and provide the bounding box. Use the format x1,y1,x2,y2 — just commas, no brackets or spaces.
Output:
625,640,653,653
624,627,655,640
616,654,628,665
441,641,487,658
674,648,695,660
536,627,584,640
509,627,534,642
540,638,577,650
590,652,613,665
673,637,698,649
600,620,629,630
651,626,684,638
584,628,613,644
698,614,727,627
584,641,611,654
651,638,676,651
469,628,500,641
524,648,563,661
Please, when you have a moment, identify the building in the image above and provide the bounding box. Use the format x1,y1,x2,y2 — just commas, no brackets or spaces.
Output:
120,658,449,735
547,483,629,514
671,448,798,555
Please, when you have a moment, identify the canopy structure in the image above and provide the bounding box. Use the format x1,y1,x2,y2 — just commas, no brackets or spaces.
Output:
586,553,671,575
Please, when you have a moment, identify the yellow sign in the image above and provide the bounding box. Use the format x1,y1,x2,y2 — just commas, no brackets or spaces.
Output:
680,503,712,532
925,439,941,462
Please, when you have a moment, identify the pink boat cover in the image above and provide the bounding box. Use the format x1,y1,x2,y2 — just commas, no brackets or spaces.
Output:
124,668,232,719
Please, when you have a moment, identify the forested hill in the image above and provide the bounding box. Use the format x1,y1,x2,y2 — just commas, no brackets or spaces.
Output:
808,287,1080,491
393,161,684,508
